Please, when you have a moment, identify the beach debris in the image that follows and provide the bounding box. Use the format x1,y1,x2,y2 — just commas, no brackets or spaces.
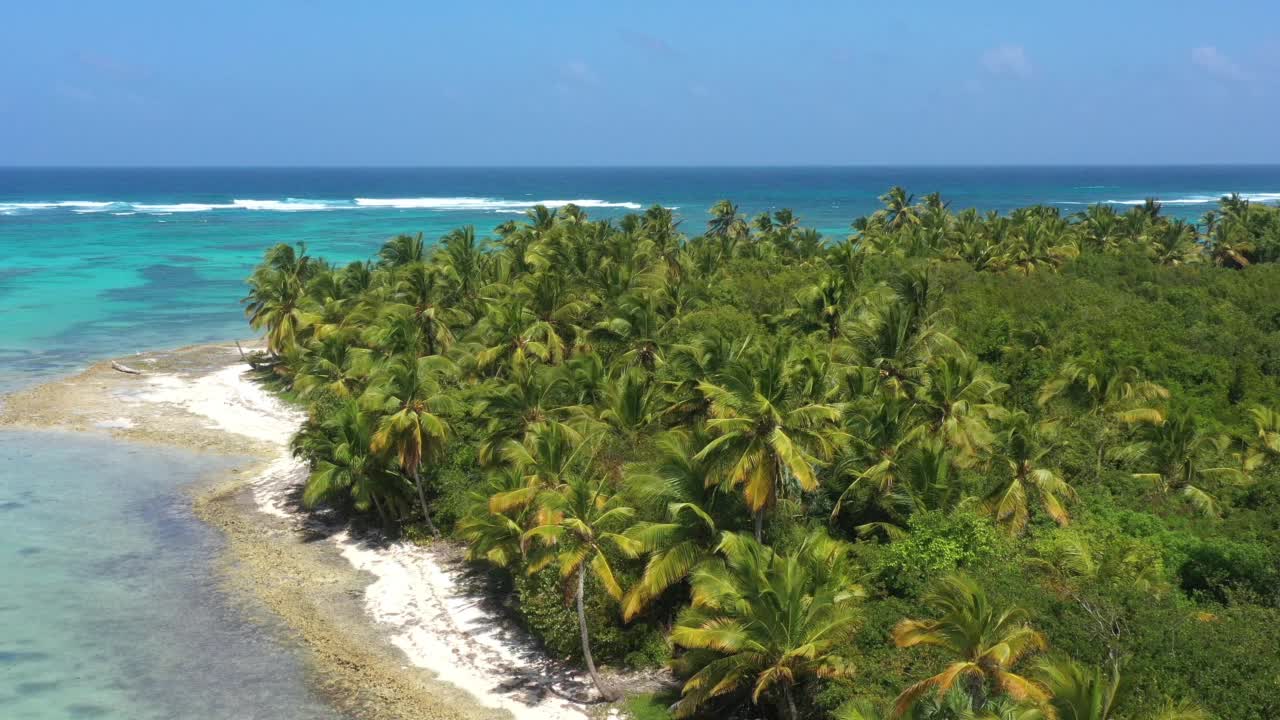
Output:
110,360,143,375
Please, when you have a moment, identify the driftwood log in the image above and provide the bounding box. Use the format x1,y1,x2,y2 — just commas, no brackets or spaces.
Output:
110,361,143,375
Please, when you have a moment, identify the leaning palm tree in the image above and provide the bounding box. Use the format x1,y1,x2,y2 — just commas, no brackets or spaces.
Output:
1036,656,1208,720
695,342,845,540
293,335,368,400
244,262,310,355
522,472,640,701
621,429,736,620
456,467,530,569
1205,218,1253,268
985,412,1076,535
294,400,404,528
363,354,458,537
892,574,1049,717
670,531,862,720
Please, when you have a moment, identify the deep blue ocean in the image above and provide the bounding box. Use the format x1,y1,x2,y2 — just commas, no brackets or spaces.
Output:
2,166,1280,718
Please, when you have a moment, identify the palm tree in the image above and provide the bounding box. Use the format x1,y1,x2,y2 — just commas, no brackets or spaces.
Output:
522,472,640,701
1038,358,1168,476
473,363,565,464
1246,405,1280,468
830,389,920,521
363,355,458,537
706,199,749,258
1076,204,1123,254
292,401,404,528
670,531,862,720
985,412,1075,534
846,296,954,395
594,367,661,442
1037,359,1169,418
244,243,315,356
491,420,590,514
440,225,488,305
790,273,859,341
890,440,974,520
1112,409,1244,517
892,574,1049,716
880,186,920,231
663,331,751,422
377,232,426,267
1146,220,1199,266
392,262,468,356
1035,657,1208,720
695,342,845,540
471,299,561,372
456,467,530,569
911,353,1007,464
293,335,368,400
622,429,735,620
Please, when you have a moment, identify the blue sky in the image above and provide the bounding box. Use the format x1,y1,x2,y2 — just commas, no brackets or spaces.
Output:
3,1,1279,166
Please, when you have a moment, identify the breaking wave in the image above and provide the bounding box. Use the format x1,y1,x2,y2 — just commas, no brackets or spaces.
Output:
1055,192,1280,207
0,196,645,216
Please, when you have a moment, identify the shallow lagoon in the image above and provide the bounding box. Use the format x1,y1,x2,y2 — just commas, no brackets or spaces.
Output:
0,430,345,720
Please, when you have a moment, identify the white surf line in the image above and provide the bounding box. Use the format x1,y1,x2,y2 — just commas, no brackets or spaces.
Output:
134,360,589,720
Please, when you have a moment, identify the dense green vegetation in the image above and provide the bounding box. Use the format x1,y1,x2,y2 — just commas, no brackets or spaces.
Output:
246,190,1280,719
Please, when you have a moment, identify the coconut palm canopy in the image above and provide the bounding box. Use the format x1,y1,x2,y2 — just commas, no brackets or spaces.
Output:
258,192,1279,719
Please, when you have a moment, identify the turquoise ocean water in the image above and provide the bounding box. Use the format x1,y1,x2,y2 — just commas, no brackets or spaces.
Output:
2,166,1280,716
0,431,343,720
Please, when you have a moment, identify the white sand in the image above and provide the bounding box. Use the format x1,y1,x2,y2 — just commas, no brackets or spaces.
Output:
136,362,589,720
138,364,304,446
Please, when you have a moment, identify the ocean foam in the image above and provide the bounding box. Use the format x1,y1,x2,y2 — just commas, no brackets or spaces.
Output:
0,196,645,215
133,203,235,213
231,198,348,211
353,196,643,211
1056,192,1280,207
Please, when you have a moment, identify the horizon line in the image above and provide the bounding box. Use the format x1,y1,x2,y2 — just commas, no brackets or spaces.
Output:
5,163,1280,171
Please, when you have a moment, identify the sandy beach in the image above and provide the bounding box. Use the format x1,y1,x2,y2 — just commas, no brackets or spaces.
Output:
0,343,596,720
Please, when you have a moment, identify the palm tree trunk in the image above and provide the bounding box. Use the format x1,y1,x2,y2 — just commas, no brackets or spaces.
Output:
967,674,986,711
410,466,440,539
783,684,798,720
371,493,391,533
753,508,765,543
577,566,616,701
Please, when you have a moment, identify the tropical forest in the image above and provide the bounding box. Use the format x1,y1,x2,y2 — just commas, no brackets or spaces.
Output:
244,189,1280,720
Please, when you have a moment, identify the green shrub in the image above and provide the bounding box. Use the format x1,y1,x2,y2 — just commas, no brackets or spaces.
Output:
872,511,1003,596
513,566,663,667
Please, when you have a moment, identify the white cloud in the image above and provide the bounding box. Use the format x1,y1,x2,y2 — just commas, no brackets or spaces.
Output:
1191,46,1249,82
981,44,1032,78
